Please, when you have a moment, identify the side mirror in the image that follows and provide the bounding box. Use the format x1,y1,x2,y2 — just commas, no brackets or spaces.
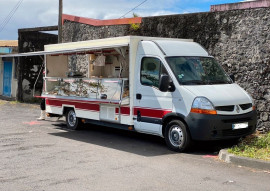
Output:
229,74,235,82
159,74,170,92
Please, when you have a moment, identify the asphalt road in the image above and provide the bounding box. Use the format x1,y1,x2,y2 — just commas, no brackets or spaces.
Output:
0,100,269,191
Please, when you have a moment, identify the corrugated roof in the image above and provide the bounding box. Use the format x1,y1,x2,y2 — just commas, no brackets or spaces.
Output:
0,40,18,47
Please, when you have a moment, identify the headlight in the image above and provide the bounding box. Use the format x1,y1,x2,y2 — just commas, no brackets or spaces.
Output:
247,94,256,111
190,97,217,115
251,99,256,111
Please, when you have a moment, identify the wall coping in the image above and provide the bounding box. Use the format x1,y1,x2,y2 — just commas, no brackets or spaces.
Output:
211,0,270,12
62,14,142,26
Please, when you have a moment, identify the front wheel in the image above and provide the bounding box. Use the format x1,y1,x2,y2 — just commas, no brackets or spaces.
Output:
164,120,191,152
66,109,81,130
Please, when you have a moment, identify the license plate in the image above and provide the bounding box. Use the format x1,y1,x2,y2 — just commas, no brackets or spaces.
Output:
232,122,248,130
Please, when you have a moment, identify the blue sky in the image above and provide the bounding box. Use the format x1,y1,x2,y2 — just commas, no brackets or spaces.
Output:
0,0,249,40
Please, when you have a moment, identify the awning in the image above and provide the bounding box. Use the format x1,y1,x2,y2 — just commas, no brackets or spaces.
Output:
0,36,131,58
0,44,128,58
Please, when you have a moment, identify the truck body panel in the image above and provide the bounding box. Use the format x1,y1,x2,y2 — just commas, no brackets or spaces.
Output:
0,36,256,150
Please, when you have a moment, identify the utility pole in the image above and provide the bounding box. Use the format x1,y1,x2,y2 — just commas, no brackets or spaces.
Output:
58,0,63,43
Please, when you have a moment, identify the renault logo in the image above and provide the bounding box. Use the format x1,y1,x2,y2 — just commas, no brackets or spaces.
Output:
236,105,240,113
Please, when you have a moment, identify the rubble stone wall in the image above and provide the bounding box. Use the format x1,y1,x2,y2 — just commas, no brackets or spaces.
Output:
63,7,270,132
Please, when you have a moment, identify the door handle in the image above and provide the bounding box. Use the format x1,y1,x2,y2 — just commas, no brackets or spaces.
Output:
100,94,107,99
136,93,142,100
137,110,141,122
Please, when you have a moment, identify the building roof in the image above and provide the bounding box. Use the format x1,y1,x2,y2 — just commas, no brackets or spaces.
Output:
0,40,18,47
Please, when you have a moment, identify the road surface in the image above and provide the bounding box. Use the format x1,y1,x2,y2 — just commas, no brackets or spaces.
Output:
0,100,269,191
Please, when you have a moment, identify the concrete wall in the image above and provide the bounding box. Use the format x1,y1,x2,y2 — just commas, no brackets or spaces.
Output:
62,7,270,132
18,31,58,102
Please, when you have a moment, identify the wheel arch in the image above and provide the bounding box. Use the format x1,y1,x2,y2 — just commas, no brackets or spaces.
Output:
162,113,189,137
62,105,75,115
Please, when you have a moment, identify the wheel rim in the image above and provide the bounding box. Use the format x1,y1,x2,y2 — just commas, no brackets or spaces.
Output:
68,110,76,127
168,125,184,147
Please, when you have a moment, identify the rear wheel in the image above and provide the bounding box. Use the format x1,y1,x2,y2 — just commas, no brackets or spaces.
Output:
66,109,81,130
164,120,191,152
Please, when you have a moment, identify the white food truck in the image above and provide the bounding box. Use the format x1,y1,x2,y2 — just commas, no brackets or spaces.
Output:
3,36,257,151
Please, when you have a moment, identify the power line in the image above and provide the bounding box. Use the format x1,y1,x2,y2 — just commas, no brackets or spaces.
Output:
119,0,148,18
0,0,23,33
0,0,24,33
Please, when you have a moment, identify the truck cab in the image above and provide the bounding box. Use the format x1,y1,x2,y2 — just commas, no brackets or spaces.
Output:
134,40,257,151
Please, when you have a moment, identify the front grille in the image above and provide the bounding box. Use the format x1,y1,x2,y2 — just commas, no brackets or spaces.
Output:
240,103,252,110
215,105,235,112
222,127,252,137
222,117,252,123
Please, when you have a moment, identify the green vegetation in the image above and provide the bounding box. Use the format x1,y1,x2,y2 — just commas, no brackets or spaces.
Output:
130,13,140,31
228,132,270,161
0,100,6,105
10,101,20,104
130,23,140,31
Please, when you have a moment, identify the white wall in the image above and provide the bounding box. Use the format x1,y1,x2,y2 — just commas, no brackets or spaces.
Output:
11,58,17,98
0,59,3,95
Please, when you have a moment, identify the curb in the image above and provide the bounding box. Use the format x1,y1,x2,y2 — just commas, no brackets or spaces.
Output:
0,96,15,101
219,149,270,171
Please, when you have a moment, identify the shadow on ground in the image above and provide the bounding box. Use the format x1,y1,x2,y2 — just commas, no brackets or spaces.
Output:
49,122,238,157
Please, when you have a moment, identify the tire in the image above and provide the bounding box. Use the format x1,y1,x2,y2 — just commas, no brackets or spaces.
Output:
66,109,81,130
164,120,191,152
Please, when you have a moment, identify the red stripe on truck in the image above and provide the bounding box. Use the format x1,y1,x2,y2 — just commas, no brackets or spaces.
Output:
134,107,172,118
120,107,130,115
46,98,170,118
46,98,131,115
46,99,100,111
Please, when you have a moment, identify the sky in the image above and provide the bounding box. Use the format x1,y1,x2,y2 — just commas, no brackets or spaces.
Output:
0,0,252,40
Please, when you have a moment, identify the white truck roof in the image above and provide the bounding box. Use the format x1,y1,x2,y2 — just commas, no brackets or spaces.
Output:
44,36,193,52
154,40,209,57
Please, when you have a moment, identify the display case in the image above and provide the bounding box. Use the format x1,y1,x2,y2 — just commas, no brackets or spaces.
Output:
43,77,129,104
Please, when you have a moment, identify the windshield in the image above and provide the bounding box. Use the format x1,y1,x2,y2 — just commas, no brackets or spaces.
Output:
166,56,232,85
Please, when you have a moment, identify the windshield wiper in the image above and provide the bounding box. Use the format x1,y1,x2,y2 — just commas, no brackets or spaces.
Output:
209,80,231,84
182,80,206,85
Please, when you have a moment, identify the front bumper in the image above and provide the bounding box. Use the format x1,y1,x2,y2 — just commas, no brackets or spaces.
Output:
185,110,257,141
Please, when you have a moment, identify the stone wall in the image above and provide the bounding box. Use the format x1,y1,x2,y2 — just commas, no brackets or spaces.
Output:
63,7,270,132
18,31,58,102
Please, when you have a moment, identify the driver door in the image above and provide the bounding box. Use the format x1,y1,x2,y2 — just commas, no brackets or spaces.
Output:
134,56,173,135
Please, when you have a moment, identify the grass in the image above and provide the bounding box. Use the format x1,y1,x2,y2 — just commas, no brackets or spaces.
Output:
228,132,270,161
0,100,6,105
10,101,20,104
